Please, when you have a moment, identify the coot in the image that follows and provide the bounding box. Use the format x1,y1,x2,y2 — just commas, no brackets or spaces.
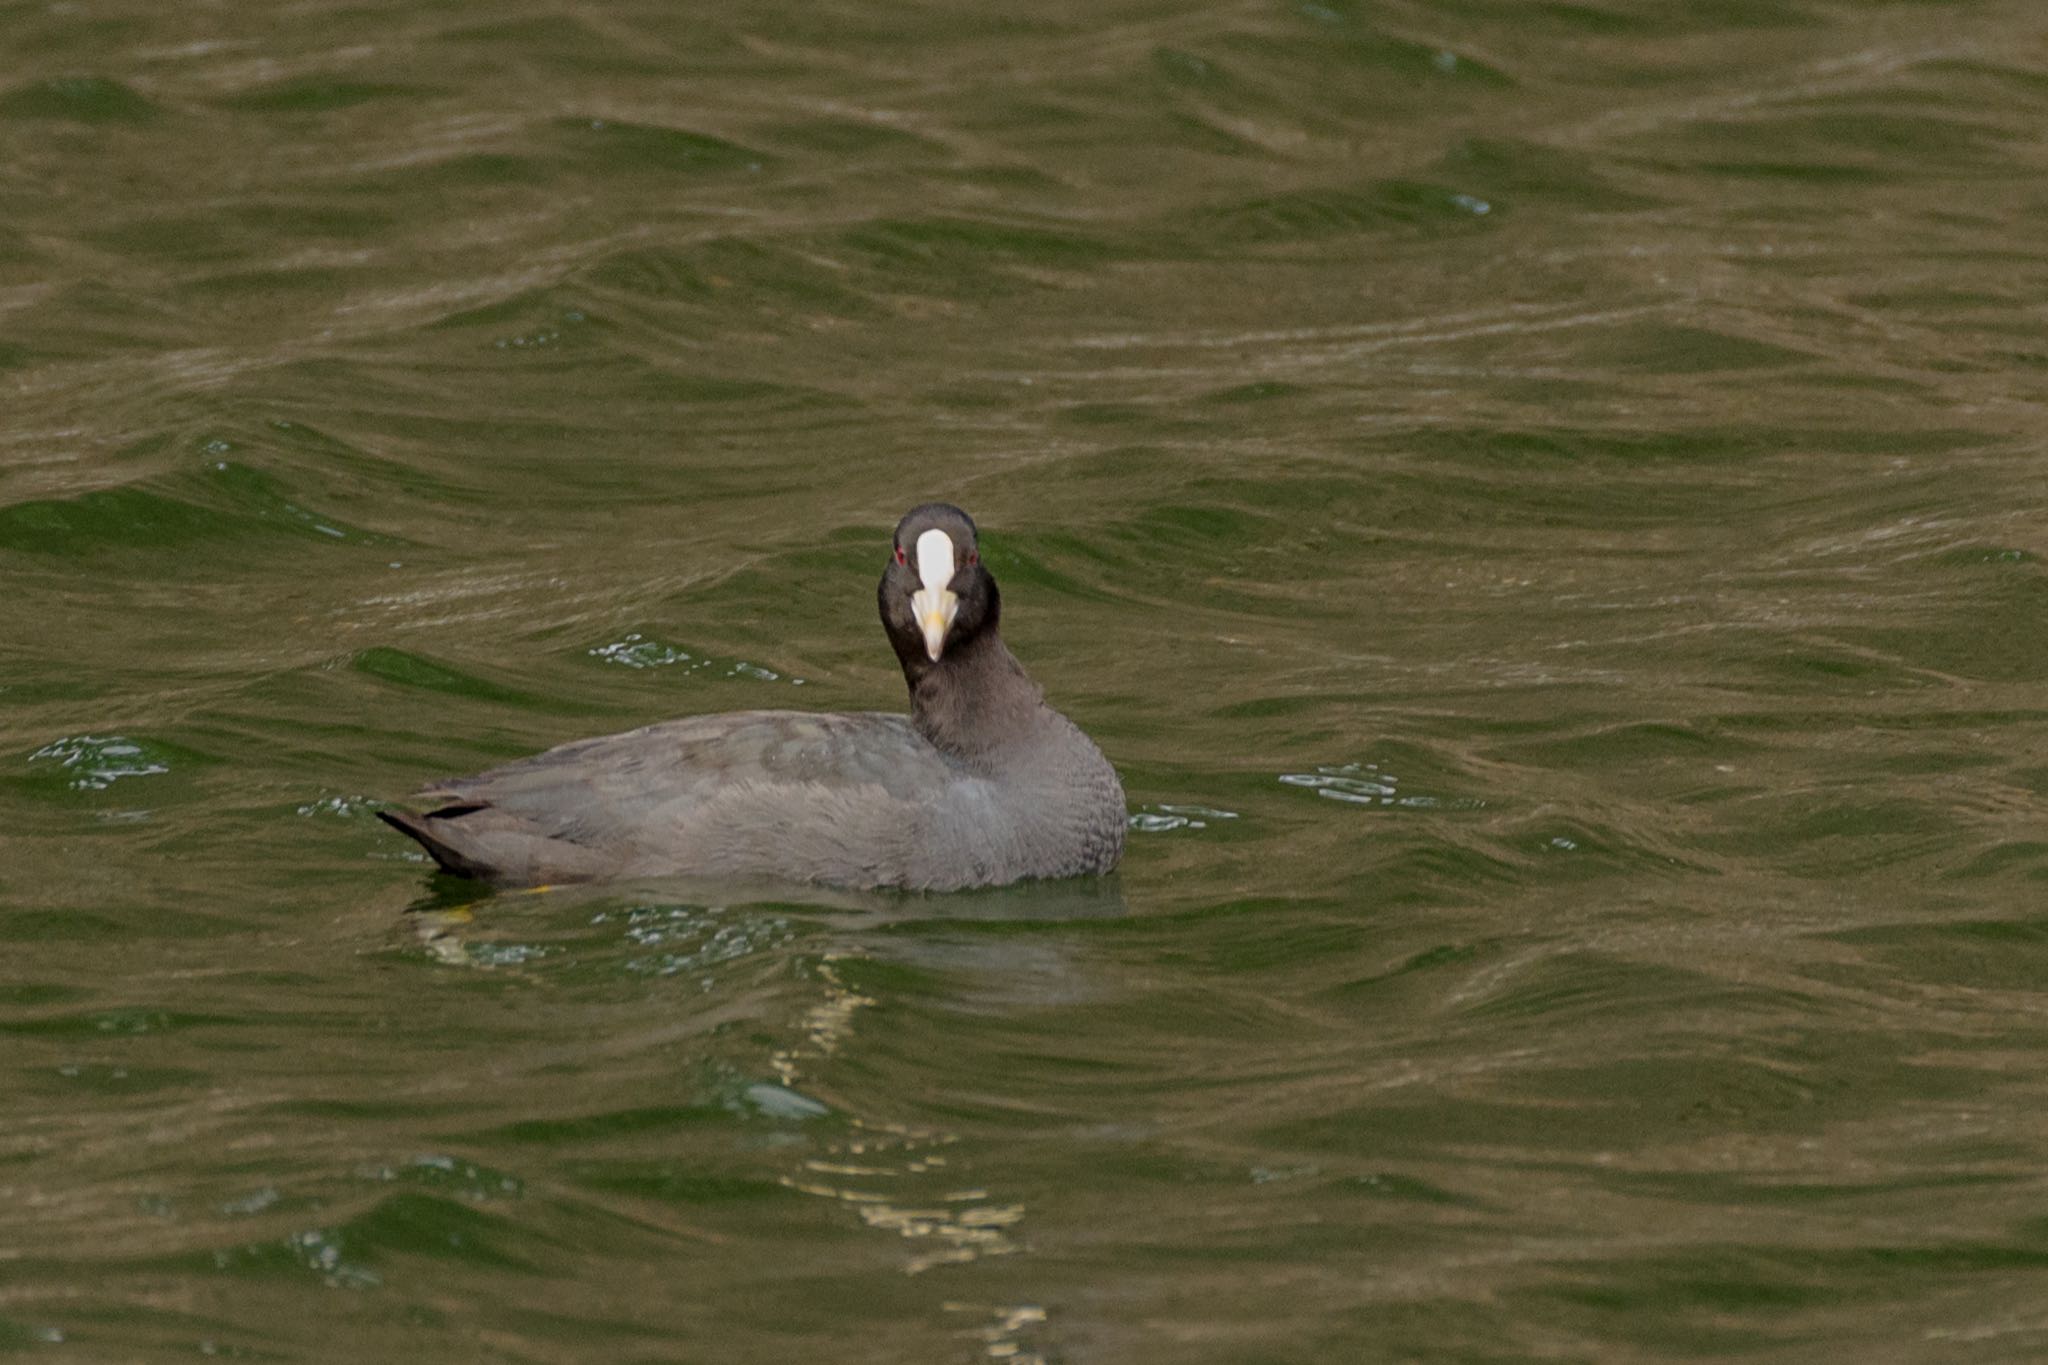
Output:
378,504,1126,890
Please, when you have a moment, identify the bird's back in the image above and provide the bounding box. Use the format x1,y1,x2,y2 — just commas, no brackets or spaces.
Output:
384,710,959,887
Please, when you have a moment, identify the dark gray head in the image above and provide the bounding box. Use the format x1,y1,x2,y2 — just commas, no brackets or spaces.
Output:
878,503,1001,682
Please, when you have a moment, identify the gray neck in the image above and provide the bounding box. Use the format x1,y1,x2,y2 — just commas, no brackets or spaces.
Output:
909,630,1052,764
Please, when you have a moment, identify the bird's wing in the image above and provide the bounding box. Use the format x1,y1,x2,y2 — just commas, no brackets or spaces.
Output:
389,710,956,884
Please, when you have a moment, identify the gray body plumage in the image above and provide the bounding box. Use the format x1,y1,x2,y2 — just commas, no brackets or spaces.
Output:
379,504,1126,891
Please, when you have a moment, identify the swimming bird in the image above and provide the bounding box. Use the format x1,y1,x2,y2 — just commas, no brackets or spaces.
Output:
377,503,1126,890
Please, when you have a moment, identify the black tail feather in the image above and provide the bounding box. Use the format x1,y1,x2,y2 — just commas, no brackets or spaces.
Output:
377,807,495,880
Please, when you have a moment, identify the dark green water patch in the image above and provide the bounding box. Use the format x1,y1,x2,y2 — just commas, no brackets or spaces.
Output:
441,14,697,75
1668,109,2018,180
1201,379,1310,404
1494,719,1756,768
0,902,244,942
350,1195,544,1268
1539,1256,1850,1319
1078,894,1322,942
215,80,440,113
757,115,940,157
200,1192,538,1283
0,463,378,557
1151,45,1234,90
0,1315,68,1348
1222,22,1514,88
1402,423,1768,466
230,200,396,243
1655,155,1893,187
978,534,1126,606
257,418,468,502
1210,694,1343,721
564,1160,797,1206
1821,916,2048,991
554,117,769,176
1324,939,1496,1000
1502,1053,1830,1130
1932,544,2034,567
349,648,566,711
29,1062,207,1095
1159,110,1272,160
0,75,159,123
457,1104,735,1147
1437,136,1665,212
266,1097,484,1122
1944,842,2048,881
1265,1093,1674,1159
1142,911,1378,976
809,951,949,1004
1395,0,1664,36
1369,465,1743,530
1189,179,1498,246
1422,422,1981,465
84,212,246,263
0,1007,238,1039
1510,817,1705,883
1694,794,1960,876
1345,1169,1496,1210
1454,952,1743,1027
1532,1236,2048,1333
425,289,598,341
0,677,103,709
1056,401,1179,428
1574,322,1813,374
835,214,1122,295
1832,601,2048,685
1712,706,2048,738
372,1153,525,1202
344,150,553,192
174,264,370,302
1862,746,2007,777
0,911,133,944
578,238,887,320
0,981,89,1008
1586,1165,2019,1210
632,369,842,408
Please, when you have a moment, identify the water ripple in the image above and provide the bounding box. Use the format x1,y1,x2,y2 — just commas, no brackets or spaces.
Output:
26,735,172,790
1128,802,1239,833
588,632,807,683
1278,762,1486,810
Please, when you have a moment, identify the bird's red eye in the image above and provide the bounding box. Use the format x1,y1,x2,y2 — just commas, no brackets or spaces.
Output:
894,545,907,566
967,550,978,565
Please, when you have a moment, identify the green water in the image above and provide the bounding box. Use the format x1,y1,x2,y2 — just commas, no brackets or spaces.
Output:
6,0,2048,1358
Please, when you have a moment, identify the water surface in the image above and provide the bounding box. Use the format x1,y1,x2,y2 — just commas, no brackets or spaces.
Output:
5,1,2048,1359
